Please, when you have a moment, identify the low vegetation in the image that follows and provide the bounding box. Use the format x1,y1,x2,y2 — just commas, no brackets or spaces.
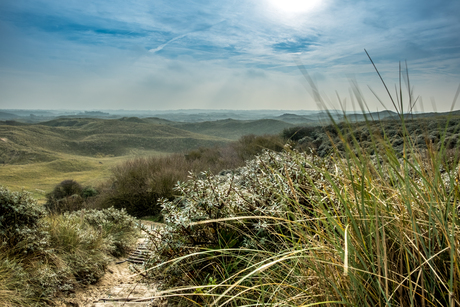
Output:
138,65,460,305
142,116,460,306
0,186,138,306
94,134,285,218
283,115,460,157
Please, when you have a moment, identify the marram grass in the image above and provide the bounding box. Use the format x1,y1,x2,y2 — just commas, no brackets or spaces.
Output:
143,62,460,306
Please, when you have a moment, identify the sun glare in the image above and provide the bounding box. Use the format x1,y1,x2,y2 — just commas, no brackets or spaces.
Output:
268,0,323,14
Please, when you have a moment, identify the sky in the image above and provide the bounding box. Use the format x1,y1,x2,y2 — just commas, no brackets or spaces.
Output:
0,0,459,112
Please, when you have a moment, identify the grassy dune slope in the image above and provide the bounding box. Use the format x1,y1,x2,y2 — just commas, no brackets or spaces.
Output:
0,153,136,200
0,117,230,164
172,118,294,140
0,117,234,199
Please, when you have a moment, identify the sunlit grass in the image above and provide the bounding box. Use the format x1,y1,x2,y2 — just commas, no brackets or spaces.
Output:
142,59,460,306
0,151,165,201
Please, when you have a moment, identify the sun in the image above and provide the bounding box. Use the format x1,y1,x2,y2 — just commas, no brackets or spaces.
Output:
267,0,324,14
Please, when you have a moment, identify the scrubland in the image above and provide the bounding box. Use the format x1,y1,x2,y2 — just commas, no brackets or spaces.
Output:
136,69,460,305
2,67,460,305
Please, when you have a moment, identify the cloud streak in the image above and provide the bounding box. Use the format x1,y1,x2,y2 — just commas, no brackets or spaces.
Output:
148,33,189,53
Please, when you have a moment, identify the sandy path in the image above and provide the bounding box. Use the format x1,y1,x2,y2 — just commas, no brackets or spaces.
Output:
54,221,164,307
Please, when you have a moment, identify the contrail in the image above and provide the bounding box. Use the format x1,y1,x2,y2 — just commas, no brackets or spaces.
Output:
148,33,189,53
148,19,226,53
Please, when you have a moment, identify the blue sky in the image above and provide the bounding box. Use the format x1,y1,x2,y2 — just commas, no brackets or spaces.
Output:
0,0,459,111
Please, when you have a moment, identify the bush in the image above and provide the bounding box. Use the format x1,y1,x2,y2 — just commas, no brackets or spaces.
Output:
144,150,337,292
81,186,98,199
45,180,101,214
45,180,86,214
48,179,83,200
72,207,139,257
95,135,286,218
0,186,48,252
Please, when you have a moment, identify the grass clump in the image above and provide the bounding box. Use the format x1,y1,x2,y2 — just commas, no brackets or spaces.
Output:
74,207,139,257
141,64,460,306
0,249,33,306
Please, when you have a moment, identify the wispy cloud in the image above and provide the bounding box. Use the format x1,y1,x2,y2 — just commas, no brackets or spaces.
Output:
148,33,189,53
0,0,459,110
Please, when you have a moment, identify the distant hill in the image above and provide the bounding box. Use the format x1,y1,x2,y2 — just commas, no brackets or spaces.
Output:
275,114,311,124
0,117,231,164
0,116,296,165
0,111,21,120
342,110,398,121
172,118,295,140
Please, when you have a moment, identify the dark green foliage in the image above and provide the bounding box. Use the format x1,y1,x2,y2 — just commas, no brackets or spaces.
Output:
81,186,98,199
45,180,100,214
48,179,83,199
283,116,460,157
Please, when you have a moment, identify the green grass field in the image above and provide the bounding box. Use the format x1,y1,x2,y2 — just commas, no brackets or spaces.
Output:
1,152,133,201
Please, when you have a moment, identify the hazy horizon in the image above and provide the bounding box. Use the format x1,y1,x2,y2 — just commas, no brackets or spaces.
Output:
1,0,459,112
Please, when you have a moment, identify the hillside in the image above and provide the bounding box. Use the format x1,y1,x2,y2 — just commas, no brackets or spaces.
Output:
0,116,291,198
0,117,231,165
172,118,294,140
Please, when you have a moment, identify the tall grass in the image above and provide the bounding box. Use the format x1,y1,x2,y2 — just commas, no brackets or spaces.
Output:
0,251,32,306
143,60,460,306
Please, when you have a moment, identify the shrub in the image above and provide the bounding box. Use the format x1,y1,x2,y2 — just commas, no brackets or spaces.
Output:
45,179,89,214
81,186,98,199
0,186,48,252
48,179,83,200
95,135,285,218
144,150,338,291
